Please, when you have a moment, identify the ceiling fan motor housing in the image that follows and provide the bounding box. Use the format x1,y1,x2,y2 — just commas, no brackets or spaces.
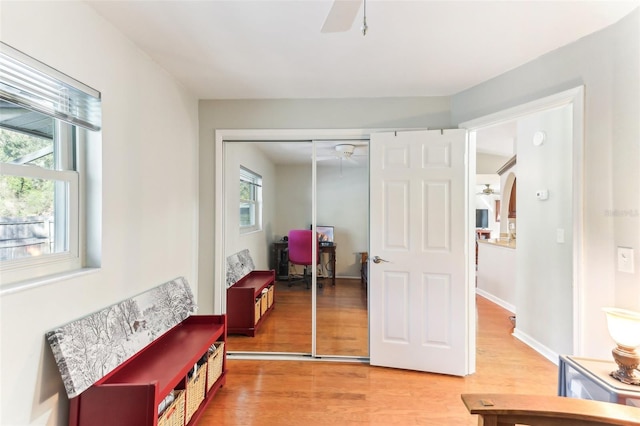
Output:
335,144,355,157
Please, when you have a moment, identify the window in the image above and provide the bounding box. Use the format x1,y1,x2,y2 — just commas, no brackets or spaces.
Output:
0,42,101,289
239,167,262,233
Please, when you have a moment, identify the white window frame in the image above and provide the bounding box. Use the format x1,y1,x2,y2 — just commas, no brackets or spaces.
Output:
0,162,80,283
239,166,262,234
0,42,101,293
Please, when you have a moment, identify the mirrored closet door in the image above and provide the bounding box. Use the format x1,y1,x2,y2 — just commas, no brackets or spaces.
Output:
314,140,369,357
223,139,369,358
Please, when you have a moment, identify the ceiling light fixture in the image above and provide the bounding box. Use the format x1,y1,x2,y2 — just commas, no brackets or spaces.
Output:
335,144,356,157
334,144,356,177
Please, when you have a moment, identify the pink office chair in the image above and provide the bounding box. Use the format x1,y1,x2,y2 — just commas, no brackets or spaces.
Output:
287,229,320,289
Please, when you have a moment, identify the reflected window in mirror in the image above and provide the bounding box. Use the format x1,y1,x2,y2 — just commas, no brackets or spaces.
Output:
239,166,262,233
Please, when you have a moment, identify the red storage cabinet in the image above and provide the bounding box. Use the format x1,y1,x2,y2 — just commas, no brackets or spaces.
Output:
227,270,275,336
68,315,227,426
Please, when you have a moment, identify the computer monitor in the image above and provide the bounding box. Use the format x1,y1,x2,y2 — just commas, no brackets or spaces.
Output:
475,209,489,228
316,226,334,244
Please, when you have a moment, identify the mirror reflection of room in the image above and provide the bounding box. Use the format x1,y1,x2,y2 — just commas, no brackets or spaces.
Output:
224,140,369,357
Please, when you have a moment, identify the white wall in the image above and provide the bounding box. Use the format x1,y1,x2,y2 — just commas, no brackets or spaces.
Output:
452,9,640,358
477,243,516,311
223,143,276,271
516,105,574,356
0,2,200,425
317,165,369,277
477,153,510,174
274,164,312,239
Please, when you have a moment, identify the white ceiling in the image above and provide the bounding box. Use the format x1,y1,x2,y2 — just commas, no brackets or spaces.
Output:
476,120,517,157
84,1,636,167
86,0,639,100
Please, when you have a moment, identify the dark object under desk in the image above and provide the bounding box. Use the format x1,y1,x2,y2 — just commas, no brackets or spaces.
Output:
273,241,336,286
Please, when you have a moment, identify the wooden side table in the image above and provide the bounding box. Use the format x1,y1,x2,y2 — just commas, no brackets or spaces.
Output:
360,252,368,289
558,355,640,407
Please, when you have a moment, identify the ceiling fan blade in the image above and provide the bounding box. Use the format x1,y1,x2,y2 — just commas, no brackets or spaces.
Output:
321,0,362,33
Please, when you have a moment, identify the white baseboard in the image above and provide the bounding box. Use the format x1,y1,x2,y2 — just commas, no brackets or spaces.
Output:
476,290,558,365
475,288,516,314
512,328,559,366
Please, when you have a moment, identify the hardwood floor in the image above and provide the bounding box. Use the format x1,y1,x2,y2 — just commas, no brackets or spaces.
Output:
203,284,559,425
226,278,368,355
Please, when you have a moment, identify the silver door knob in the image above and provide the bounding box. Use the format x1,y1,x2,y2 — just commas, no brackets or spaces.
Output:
372,256,389,264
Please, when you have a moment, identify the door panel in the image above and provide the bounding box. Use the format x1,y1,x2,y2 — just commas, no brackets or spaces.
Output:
423,273,451,345
370,129,472,375
425,181,450,249
382,271,410,342
384,181,409,249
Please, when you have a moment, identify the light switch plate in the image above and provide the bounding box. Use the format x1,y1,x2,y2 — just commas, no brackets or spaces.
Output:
617,247,634,273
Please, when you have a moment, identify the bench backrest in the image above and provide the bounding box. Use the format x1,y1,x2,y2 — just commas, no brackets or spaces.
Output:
46,277,196,398
226,248,255,288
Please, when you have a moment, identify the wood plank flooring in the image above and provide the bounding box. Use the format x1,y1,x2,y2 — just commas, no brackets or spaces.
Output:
204,280,558,425
226,278,368,355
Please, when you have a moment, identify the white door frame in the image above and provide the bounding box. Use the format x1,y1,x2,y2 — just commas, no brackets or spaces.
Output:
459,86,585,357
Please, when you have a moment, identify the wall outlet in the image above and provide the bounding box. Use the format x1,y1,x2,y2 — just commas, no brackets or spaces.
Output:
536,189,549,200
617,247,635,273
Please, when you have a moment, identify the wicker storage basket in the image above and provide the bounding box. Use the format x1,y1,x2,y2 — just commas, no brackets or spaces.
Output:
267,284,274,308
158,389,185,426
260,291,268,315
254,297,261,324
206,341,225,391
185,367,206,424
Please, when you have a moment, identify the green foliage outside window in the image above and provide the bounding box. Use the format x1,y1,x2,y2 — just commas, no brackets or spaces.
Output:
239,168,260,229
0,128,54,217
240,180,252,201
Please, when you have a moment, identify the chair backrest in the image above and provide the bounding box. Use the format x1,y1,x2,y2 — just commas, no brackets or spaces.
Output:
288,229,318,266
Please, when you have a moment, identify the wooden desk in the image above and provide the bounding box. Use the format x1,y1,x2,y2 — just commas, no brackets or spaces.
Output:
273,241,336,286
